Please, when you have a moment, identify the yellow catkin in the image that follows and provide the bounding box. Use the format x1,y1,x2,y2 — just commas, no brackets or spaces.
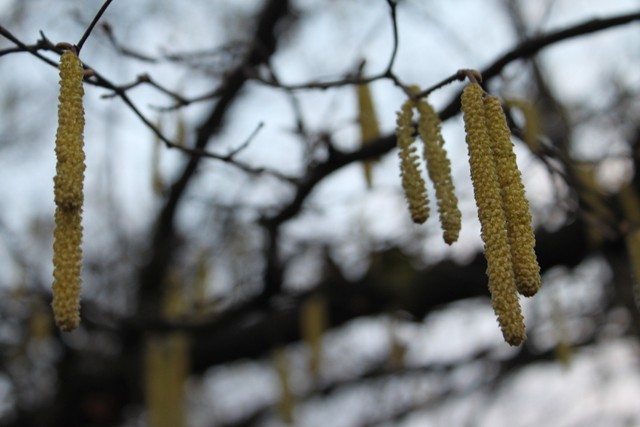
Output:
484,96,541,297
300,293,328,379
193,251,211,317
550,295,572,368
618,183,640,225
357,83,380,188
396,99,429,224
417,100,461,244
145,333,189,427
461,83,525,346
387,317,406,369
273,347,294,424
52,49,85,332
163,269,188,321
30,301,53,342
505,98,541,153
152,118,164,195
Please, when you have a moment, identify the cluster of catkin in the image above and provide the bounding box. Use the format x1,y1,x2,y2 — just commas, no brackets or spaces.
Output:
460,82,541,345
395,81,541,345
396,91,462,245
51,48,86,332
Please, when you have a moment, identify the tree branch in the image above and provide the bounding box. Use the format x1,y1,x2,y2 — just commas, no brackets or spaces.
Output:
137,0,292,319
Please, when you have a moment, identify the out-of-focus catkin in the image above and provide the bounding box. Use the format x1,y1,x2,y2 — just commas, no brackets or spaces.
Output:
52,49,85,332
151,117,165,195
396,99,429,224
484,95,541,297
505,98,541,153
145,333,189,427
273,347,294,424
549,294,572,368
417,100,461,244
357,83,380,188
300,293,327,379
461,83,525,346
194,251,212,317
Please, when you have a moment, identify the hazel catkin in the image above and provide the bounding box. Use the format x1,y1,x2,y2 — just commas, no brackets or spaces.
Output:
357,83,380,188
396,99,429,224
52,49,85,332
417,100,461,244
484,95,541,297
300,293,328,379
461,83,525,346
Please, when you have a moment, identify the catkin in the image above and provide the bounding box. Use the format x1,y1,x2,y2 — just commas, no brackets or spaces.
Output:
357,83,380,188
484,96,541,297
300,293,328,379
145,333,189,427
505,98,541,153
396,99,429,224
417,101,461,244
273,347,295,424
461,83,525,346
151,118,165,195
52,49,85,332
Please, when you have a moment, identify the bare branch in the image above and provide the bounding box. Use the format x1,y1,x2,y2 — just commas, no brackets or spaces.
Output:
226,122,265,159
383,0,400,75
101,21,158,63
76,0,115,53
438,10,640,119
0,25,58,66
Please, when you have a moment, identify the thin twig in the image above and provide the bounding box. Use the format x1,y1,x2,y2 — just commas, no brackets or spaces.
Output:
114,88,295,182
438,10,640,120
101,22,157,63
383,0,399,75
247,0,404,92
77,0,114,53
0,25,58,66
414,70,468,99
99,74,149,98
227,122,265,159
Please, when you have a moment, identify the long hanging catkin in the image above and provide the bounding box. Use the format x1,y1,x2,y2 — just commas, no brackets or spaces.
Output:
461,82,525,346
484,96,541,297
300,293,328,379
417,100,461,244
52,49,86,332
396,99,429,224
357,82,380,188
